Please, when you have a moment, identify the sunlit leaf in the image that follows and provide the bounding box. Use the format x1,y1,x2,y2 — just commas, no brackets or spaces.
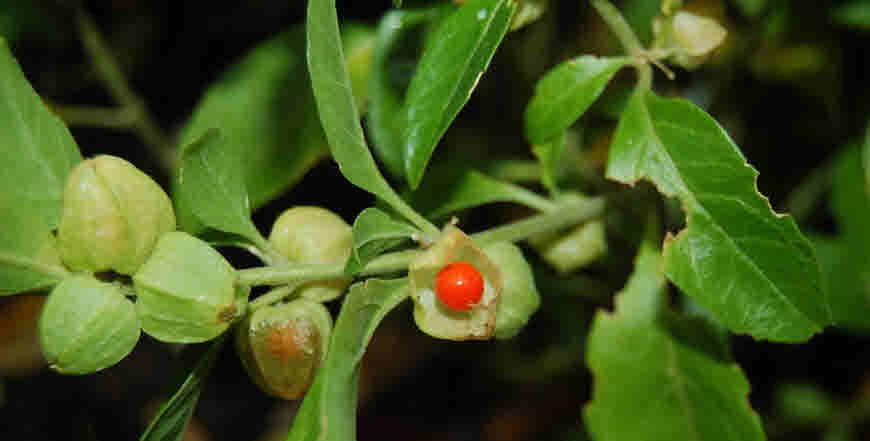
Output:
584,237,766,441
0,39,79,295
367,7,450,180
524,56,629,145
345,208,419,275
307,0,435,235
175,130,266,248
179,26,372,211
607,89,830,342
403,0,516,188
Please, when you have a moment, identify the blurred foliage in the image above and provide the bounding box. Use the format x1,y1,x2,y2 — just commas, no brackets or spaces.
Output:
2,0,870,440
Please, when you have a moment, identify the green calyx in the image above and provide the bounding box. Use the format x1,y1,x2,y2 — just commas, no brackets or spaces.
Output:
235,297,332,400
483,242,541,339
133,231,240,343
57,155,176,275
39,275,140,375
269,206,353,302
409,225,502,341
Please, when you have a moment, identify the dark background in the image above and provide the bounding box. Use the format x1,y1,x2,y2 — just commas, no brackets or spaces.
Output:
2,0,870,440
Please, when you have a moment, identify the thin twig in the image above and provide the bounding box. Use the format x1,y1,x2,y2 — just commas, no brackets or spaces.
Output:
74,7,176,171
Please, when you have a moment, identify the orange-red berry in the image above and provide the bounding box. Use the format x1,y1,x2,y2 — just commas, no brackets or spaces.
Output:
435,261,484,311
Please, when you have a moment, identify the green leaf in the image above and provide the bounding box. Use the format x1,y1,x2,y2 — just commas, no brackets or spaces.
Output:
403,0,517,188
812,144,870,330
524,56,629,145
175,130,266,248
0,39,80,295
179,28,331,210
345,208,419,275
285,278,409,441
832,0,870,30
733,0,767,19
532,131,565,196
621,0,659,46
367,8,446,180
307,0,437,236
409,163,555,219
832,143,870,256
140,335,226,441
814,236,870,331
606,89,830,342
584,238,766,441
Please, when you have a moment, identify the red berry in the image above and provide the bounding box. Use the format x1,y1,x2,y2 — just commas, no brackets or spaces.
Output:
434,261,484,311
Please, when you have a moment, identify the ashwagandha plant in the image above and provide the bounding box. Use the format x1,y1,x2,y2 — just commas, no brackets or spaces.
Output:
3,0,870,440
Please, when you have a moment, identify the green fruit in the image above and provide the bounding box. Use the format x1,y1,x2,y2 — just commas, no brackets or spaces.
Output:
57,155,175,275
235,298,331,400
483,242,541,339
409,225,502,341
39,275,140,374
133,232,239,343
528,220,607,274
269,206,352,302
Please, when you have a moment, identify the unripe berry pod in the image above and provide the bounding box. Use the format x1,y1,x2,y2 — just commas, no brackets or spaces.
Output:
235,297,331,400
528,220,607,274
133,232,240,343
269,206,352,302
409,225,502,340
652,11,727,70
57,155,176,275
482,242,541,340
39,275,140,374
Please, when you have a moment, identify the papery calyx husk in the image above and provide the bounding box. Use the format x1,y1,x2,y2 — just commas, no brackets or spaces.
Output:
235,297,332,400
39,275,140,375
653,11,727,70
483,242,541,340
528,219,607,274
133,231,240,343
409,225,502,340
58,155,176,275
269,206,352,302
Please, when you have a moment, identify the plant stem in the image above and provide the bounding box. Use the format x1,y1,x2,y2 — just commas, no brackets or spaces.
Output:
236,200,605,287
75,8,176,171
249,283,300,311
485,160,542,183
50,104,138,129
395,199,442,240
237,249,419,287
590,0,644,56
472,197,605,245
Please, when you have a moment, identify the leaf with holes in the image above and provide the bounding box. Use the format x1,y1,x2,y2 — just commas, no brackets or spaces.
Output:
606,88,830,342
